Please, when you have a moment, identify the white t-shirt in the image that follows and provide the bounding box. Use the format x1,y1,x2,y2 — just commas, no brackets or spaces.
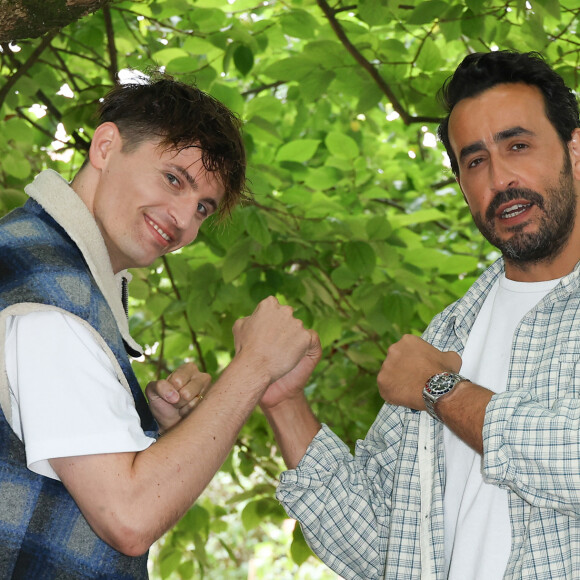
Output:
444,274,559,579
5,310,155,481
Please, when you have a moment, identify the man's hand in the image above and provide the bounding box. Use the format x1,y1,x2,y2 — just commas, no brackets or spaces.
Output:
146,362,212,433
260,331,322,411
377,334,461,410
232,296,316,386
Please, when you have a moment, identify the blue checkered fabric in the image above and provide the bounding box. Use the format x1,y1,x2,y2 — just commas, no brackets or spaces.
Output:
278,258,580,579
0,199,157,579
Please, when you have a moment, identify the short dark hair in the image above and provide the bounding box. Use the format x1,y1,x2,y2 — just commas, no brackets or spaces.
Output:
97,74,248,217
437,50,580,176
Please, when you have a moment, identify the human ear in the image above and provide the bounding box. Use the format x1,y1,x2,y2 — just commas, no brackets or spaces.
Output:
88,122,122,170
567,128,580,181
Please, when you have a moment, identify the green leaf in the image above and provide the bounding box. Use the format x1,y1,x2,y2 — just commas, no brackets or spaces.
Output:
345,241,376,276
276,139,321,162
241,500,262,530
262,244,284,265
315,315,343,345
151,47,189,66
209,83,245,114
187,7,227,32
244,207,272,246
520,13,548,50
280,9,319,39
383,291,415,329
416,37,443,72
366,215,392,240
3,153,31,179
164,56,200,73
183,504,211,533
437,254,480,275
535,0,560,20
263,56,316,81
346,345,380,369
460,8,485,38
3,118,34,142
379,38,407,59
245,95,283,122
331,264,359,289
359,0,392,26
222,238,253,283
298,69,336,102
391,209,447,227
407,1,449,24
0,189,28,212
159,548,182,578
325,131,359,159
177,560,195,580
465,0,485,13
233,44,254,76
290,523,313,566
303,166,343,190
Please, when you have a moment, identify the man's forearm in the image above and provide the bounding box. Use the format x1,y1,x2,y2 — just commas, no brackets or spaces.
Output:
51,295,316,554
436,381,494,454
262,394,321,469
51,356,276,555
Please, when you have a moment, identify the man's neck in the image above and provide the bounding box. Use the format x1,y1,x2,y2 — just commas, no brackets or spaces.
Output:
504,252,580,282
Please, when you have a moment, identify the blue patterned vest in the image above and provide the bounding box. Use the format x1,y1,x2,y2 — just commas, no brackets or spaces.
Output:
0,199,158,579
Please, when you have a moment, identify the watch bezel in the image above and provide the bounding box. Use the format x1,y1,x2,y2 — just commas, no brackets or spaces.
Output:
423,372,467,421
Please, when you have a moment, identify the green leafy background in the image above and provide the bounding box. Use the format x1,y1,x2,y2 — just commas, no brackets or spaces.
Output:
1,0,578,577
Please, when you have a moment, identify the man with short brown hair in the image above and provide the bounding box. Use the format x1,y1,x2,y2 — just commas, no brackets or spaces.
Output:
0,76,319,579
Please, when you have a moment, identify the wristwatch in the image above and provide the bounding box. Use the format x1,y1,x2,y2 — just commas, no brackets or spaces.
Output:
423,372,468,421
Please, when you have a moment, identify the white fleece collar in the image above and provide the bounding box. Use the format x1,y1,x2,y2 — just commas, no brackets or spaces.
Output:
24,169,143,356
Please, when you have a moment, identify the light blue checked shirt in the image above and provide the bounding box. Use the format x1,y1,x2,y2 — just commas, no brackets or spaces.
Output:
278,258,580,579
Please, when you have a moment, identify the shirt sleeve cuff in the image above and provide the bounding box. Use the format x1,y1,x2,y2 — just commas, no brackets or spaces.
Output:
279,424,351,488
482,389,533,484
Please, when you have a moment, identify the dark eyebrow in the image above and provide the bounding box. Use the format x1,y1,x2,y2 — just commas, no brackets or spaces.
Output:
458,126,536,165
169,165,219,214
494,126,535,142
172,165,199,191
459,141,486,164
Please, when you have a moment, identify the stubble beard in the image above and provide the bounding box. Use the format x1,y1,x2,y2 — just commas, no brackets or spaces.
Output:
471,156,577,268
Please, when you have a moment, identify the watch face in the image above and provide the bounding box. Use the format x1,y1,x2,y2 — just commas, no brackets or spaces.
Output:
427,372,456,395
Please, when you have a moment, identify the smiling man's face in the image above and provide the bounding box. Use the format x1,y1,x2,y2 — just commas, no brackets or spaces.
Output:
449,82,579,273
85,124,224,273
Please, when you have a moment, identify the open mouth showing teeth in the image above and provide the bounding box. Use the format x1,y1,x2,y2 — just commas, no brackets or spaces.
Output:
146,217,171,241
500,203,532,219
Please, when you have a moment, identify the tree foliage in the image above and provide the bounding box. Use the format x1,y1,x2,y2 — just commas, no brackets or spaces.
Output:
1,0,580,577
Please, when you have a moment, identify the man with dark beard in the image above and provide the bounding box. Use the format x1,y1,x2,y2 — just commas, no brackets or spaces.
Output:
258,51,580,579
469,150,576,265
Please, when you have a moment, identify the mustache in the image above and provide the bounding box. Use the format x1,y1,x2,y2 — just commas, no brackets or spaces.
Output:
485,188,545,222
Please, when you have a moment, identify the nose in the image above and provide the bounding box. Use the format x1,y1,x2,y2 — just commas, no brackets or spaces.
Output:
489,154,518,192
168,195,199,239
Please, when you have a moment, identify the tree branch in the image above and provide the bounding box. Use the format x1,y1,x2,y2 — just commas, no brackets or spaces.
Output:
0,0,111,43
162,255,208,372
316,0,442,124
103,5,118,82
241,81,285,97
0,32,57,111
49,46,82,93
34,89,90,152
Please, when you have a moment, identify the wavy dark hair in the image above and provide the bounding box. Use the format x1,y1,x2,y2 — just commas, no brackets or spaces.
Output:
437,51,580,176
97,73,248,217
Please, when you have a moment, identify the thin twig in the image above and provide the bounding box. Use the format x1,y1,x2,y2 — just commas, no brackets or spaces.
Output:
0,32,58,110
316,0,441,125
